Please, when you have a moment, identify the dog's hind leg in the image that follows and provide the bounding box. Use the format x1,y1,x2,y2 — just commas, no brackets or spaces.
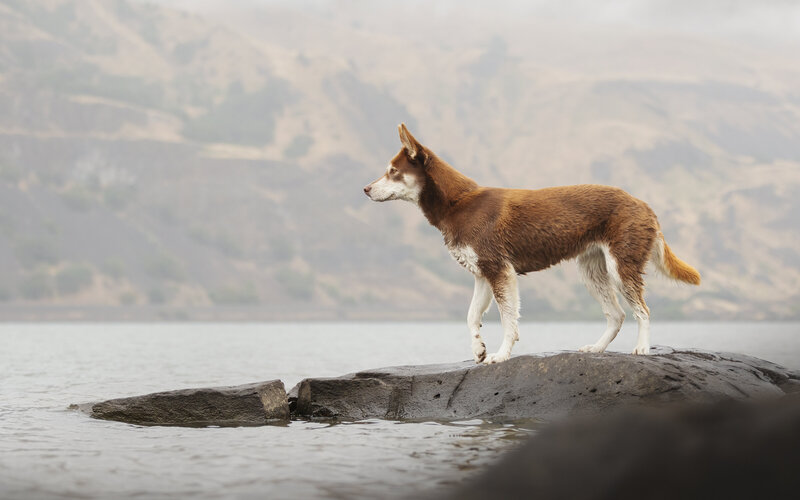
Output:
610,219,656,354
468,275,493,363
578,245,626,353
613,239,652,355
484,264,520,364
621,282,651,355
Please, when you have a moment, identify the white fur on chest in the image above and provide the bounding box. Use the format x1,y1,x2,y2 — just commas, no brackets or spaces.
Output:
448,244,481,276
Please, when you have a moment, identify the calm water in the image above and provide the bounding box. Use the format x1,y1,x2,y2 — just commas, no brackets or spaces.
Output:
2,322,799,499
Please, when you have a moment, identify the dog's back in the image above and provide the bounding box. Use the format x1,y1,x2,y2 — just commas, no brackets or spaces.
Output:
442,184,659,277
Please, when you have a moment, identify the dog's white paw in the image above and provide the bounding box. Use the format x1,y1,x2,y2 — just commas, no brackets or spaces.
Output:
579,344,605,353
632,345,650,355
482,352,510,365
472,341,487,364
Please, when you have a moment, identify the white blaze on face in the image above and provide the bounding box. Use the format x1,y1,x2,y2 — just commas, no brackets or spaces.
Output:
367,164,421,203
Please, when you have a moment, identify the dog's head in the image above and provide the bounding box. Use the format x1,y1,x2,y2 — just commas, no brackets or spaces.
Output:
363,123,428,203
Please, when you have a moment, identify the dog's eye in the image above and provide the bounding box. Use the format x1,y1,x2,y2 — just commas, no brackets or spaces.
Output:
389,168,398,175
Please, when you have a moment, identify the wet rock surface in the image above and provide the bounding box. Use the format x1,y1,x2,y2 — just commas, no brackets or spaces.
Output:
88,380,289,427
290,347,800,421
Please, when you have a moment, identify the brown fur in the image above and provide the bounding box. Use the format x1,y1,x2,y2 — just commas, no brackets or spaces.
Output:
385,123,699,302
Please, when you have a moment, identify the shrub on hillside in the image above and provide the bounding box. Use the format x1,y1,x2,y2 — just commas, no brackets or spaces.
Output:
56,264,94,295
0,162,21,183
19,271,53,300
147,288,167,304
14,238,58,269
103,185,136,211
145,254,185,282
118,291,138,305
60,187,95,211
275,269,315,300
209,283,259,305
101,258,125,280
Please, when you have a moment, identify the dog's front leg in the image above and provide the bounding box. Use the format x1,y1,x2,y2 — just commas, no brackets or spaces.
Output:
468,275,492,363
484,265,520,364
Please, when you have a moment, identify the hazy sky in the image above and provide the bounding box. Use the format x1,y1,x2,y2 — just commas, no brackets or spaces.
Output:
150,0,800,45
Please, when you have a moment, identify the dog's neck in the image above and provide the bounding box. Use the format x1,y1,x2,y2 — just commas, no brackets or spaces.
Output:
418,155,479,229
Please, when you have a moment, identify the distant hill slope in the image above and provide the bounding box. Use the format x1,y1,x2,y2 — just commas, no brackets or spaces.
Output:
0,0,798,320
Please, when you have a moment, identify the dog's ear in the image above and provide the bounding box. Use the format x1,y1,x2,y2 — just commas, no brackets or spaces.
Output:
398,123,422,160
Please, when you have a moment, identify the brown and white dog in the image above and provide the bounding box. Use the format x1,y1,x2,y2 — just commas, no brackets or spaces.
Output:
364,124,701,364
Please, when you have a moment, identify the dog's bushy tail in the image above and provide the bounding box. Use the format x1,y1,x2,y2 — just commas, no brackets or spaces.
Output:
652,232,701,285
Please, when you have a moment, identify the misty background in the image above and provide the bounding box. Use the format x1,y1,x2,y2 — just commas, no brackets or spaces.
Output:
0,0,798,321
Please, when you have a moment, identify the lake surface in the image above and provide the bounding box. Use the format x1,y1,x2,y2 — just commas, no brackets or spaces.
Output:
2,322,799,499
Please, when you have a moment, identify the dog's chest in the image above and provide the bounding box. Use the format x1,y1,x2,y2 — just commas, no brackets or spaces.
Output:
447,244,481,275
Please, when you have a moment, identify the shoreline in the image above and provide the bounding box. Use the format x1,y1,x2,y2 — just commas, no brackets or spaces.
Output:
0,304,797,323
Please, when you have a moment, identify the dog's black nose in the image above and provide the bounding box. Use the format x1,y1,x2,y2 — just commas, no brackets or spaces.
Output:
364,185,372,195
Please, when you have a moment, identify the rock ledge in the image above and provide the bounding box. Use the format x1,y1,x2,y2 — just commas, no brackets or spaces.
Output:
78,348,799,426
88,380,289,427
290,347,799,422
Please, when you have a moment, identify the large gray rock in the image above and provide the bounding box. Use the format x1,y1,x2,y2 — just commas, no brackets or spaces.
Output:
439,394,800,500
89,380,289,427
291,347,800,421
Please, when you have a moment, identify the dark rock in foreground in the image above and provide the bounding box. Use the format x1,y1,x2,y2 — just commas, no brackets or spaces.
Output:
90,380,289,427
291,347,799,421
441,394,800,500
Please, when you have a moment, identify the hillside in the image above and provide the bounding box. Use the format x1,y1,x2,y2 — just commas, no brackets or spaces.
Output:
0,0,798,320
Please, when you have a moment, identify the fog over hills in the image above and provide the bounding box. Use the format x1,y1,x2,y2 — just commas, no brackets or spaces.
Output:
1,0,798,320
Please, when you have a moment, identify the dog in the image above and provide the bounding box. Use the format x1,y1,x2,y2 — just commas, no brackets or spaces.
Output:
364,124,701,364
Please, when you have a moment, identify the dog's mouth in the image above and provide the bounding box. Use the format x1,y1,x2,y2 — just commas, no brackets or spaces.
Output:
364,187,394,202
